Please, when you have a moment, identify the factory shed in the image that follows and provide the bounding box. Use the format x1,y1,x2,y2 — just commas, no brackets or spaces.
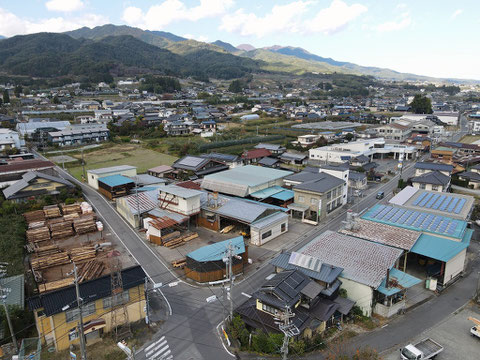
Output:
97,175,135,200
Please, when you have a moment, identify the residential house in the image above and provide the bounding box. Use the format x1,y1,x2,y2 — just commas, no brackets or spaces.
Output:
0,128,22,151
200,153,243,168
147,165,174,178
3,171,74,201
0,159,55,188
47,125,109,147
279,152,308,166
411,171,450,192
458,164,480,189
242,148,272,165
296,134,321,148
254,143,286,155
348,171,367,190
374,123,411,141
258,157,280,168
413,162,453,177
171,155,229,179
28,265,146,351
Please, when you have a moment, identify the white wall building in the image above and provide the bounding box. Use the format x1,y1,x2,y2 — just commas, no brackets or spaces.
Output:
87,165,137,189
0,129,22,150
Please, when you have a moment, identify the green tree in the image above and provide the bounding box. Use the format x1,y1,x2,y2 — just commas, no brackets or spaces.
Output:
52,95,61,104
14,85,22,97
229,80,243,93
2,89,10,104
409,94,433,114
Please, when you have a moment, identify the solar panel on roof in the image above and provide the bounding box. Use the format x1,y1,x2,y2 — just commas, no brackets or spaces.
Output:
398,210,412,224
439,196,452,211
426,194,440,208
429,217,441,230
454,198,466,214
419,193,434,207
421,214,435,229
413,191,428,206
370,205,385,217
385,208,400,220
432,195,445,210
406,213,418,225
447,198,459,212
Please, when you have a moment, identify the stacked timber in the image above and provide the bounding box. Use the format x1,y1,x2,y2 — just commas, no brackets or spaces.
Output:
63,213,79,222
77,260,104,282
24,210,45,224
43,205,61,218
163,232,199,249
35,244,60,256
26,227,50,242
160,231,180,245
31,251,70,270
69,246,96,263
73,216,97,234
172,258,186,268
28,220,46,229
38,278,74,293
60,203,82,215
48,220,74,240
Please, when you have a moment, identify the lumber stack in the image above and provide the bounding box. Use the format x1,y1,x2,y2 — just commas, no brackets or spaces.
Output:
38,278,74,293
43,205,61,219
164,236,184,248
70,246,96,263
63,213,79,222
172,258,186,268
31,251,70,270
35,244,60,256
182,233,199,242
78,260,104,282
73,216,97,235
161,231,180,244
61,203,82,215
28,221,46,229
26,227,50,242
48,221,74,240
220,224,235,234
24,210,45,224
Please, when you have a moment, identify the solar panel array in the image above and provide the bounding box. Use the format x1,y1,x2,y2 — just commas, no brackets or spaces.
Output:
367,205,462,236
411,191,467,214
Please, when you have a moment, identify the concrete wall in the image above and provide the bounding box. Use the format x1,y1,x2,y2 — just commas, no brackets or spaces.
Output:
159,192,200,216
339,276,373,317
250,215,288,246
87,168,137,190
443,249,467,284
374,299,406,318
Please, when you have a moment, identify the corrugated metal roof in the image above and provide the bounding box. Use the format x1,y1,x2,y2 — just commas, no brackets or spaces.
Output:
376,268,421,296
0,275,24,309
122,190,159,215
216,200,267,223
187,236,245,262
98,174,134,187
148,165,173,174
250,212,288,230
270,189,294,201
159,184,203,199
389,186,418,206
410,229,472,262
148,208,188,223
250,185,285,199
299,230,403,288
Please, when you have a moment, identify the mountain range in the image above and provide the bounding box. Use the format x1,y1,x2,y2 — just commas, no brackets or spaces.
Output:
0,24,468,82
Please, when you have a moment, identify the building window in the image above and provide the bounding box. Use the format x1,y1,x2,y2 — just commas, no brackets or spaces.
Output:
298,195,305,203
310,198,317,205
262,230,272,240
419,184,426,189
66,302,96,323
281,223,286,232
103,290,130,309
262,303,278,315
432,185,438,191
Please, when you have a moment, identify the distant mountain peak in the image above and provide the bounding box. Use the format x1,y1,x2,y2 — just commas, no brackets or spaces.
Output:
237,44,256,51
211,40,237,53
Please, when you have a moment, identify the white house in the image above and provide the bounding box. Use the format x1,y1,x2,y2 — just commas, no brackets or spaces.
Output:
0,129,22,150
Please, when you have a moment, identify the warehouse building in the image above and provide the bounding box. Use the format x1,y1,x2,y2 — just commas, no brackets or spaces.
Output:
97,175,135,200
87,165,137,189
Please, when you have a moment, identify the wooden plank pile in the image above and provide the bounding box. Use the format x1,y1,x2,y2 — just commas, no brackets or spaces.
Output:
163,232,199,249
34,244,60,256
48,219,74,240
220,225,235,234
38,278,74,293
69,246,96,263
73,216,97,235
171,258,186,268
160,231,180,245
43,205,61,219
61,203,82,215
26,227,50,242
77,260,104,282
24,210,45,224
63,213,79,222
31,251,70,270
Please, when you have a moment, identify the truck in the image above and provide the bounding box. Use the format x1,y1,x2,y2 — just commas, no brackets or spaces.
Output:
468,316,480,339
400,338,443,359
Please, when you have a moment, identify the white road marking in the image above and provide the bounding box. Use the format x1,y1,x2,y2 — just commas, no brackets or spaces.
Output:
144,336,165,353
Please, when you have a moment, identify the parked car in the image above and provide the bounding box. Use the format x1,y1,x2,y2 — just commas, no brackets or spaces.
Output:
376,191,384,199
400,338,443,359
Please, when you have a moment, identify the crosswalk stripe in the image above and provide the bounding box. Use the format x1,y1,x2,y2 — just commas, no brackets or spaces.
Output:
144,336,165,353
145,340,167,357
158,349,172,359
149,345,169,359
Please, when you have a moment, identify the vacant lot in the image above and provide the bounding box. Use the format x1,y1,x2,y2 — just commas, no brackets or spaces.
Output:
460,135,480,144
57,144,177,180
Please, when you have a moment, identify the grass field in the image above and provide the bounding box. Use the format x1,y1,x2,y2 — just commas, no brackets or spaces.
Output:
53,144,178,180
460,135,480,144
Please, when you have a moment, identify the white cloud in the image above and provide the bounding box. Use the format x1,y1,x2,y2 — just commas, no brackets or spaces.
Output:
220,1,311,37
304,0,367,35
45,0,84,12
183,33,208,42
451,9,463,19
122,0,234,29
0,7,107,37
376,12,411,32
220,0,366,38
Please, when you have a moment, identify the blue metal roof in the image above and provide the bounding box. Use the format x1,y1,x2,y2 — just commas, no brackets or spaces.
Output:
187,236,245,262
270,189,294,201
363,204,467,239
250,185,285,200
410,228,472,262
98,174,134,187
377,268,421,296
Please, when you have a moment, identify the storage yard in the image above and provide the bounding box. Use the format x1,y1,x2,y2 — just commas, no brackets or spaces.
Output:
24,202,134,294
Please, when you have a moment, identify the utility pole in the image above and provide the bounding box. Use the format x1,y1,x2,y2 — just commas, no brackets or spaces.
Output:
0,287,18,354
475,271,480,303
81,149,86,181
276,306,299,360
135,176,140,229
144,277,149,325
222,241,242,322
73,263,87,360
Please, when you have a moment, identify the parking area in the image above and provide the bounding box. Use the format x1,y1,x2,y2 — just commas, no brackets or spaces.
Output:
382,303,480,359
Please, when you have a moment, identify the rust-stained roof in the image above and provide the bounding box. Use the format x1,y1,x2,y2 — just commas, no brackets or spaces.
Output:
242,148,271,160
339,218,419,251
150,216,182,230
0,159,54,174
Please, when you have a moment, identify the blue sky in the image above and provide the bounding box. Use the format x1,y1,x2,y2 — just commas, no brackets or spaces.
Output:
0,0,479,80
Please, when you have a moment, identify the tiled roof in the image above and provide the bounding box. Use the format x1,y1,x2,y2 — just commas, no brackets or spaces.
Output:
339,219,420,250
242,148,271,160
411,171,450,186
0,159,54,174
299,230,403,288
414,162,453,172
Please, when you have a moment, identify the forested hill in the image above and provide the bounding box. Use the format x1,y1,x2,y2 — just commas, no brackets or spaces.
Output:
0,32,262,80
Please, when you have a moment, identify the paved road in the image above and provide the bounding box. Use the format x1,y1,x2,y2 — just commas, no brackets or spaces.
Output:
35,149,420,360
